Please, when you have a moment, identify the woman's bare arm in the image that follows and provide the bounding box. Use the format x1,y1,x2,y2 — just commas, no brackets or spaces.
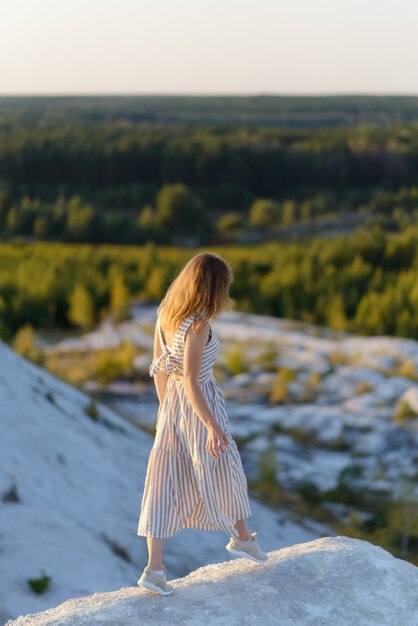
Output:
183,320,229,458
151,322,169,421
183,320,219,431
151,317,227,457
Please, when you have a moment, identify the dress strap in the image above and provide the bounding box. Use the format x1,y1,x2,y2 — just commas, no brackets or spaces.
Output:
178,313,197,342
157,312,208,350
180,311,212,344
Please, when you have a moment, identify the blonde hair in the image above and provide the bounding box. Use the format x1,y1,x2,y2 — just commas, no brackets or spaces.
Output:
157,252,234,332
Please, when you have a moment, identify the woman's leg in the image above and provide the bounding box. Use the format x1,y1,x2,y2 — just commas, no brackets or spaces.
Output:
146,537,165,570
233,518,252,541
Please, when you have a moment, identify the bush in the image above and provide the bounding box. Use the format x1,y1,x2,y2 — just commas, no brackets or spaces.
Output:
269,367,296,404
248,199,280,228
12,324,43,365
27,570,51,594
224,346,250,375
85,400,99,421
297,479,322,504
395,400,418,422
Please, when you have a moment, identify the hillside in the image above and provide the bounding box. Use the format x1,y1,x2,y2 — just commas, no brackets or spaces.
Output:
0,341,330,624
50,304,418,510
7,536,418,626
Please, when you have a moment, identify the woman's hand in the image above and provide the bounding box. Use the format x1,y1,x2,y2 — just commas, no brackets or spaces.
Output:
206,424,229,458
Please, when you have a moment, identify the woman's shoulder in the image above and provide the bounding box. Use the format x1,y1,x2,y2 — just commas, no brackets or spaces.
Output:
190,310,212,331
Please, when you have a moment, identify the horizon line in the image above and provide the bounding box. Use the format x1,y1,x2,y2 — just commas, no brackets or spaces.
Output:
1,91,418,99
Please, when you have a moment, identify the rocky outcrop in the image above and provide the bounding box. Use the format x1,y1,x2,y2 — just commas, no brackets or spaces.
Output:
7,536,418,626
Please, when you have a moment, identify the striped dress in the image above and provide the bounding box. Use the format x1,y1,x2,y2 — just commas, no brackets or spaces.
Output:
137,311,252,539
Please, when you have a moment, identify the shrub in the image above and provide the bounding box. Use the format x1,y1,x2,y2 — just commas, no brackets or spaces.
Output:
355,381,373,395
395,400,418,422
297,479,322,504
269,367,296,404
399,360,418,381
28,570,51,594
94,341,135,385
216,213,242,232
255,341,279,372
12,324,43,365
224,346,250,376
306,370,322,391
85,400,99,421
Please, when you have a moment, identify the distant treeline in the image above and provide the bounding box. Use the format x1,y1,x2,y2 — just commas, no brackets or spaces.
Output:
1,123,418,197
2,224,418,340
1,95,418,127
1,120,418,243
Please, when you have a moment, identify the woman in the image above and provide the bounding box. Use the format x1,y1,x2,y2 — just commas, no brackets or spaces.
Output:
137,252,268,595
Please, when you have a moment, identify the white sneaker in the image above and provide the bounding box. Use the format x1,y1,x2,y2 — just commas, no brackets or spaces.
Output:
226,531,269,563
137,565,174,595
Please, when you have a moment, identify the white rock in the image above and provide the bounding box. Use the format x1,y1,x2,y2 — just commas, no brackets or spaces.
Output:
7,536,418,626
352,431,387,455
223,372,254,388
279,405,344,443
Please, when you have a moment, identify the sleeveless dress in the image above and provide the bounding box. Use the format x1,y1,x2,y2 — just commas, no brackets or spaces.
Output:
137,312,252,539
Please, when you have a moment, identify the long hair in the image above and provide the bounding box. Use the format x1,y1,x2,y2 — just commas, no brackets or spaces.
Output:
157,252,234,332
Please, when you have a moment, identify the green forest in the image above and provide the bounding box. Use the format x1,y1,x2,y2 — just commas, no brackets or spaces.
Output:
2,221,418,341
1,96,418,245
1,96,418,340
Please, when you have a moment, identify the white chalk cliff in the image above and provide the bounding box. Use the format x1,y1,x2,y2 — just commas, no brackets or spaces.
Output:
7,536,418,626
0,340,329,623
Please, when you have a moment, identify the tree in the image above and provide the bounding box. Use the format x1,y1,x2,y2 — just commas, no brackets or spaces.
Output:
138,204,156,229
300,200,313,222
155,183,207,237
33,216,49,238
248,199,280,228
68,284,95,329
13,324,43,363
110,276,130,323
326,295,348,331
281,200,297,226
216,213,242,232
0,189,9,227
66,196,96,241
137,204,158,241
6,207,19,233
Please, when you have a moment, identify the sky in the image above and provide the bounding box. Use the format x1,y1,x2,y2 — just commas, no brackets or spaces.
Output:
1,0,418,95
